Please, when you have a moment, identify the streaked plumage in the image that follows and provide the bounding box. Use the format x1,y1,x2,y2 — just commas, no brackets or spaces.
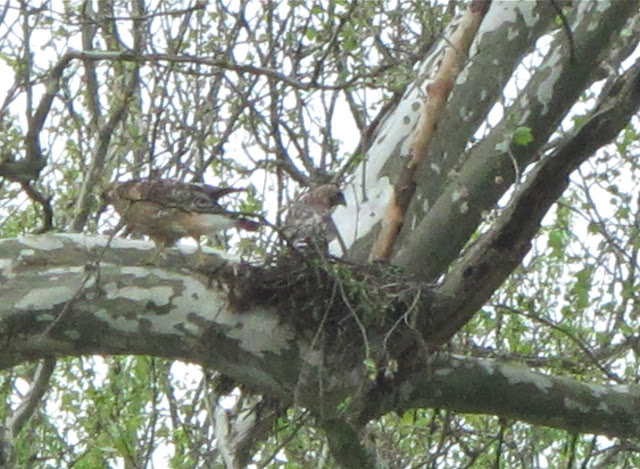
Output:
282,184,346,254
106,179,259,250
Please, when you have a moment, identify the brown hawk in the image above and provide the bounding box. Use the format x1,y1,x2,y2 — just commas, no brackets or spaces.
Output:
106,179,260,254
282,184,346,254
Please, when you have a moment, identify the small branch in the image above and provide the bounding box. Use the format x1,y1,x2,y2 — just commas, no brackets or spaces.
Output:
0,55,72,183
8,357,56,436
101,1,206,21
70,52,141,231
64,49,393,91
548,0,576,65
80,1,102,129
20,181,53,233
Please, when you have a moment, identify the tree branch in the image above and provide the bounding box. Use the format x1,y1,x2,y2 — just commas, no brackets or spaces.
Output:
394,1,639,280
2,234,640,438
364,355,640,439
20,181,53,233
0,55,72,183
322,418,379,469
368,0,490,262
428,56,640,347
8,357,56,435
61,49,393,92
336,1,557,262
0,234,364,412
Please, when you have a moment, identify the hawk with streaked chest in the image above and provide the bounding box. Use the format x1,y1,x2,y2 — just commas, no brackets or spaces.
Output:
106,179,260,251
282,184,346,254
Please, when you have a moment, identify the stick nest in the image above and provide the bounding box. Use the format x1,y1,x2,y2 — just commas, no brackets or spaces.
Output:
221,254,435,358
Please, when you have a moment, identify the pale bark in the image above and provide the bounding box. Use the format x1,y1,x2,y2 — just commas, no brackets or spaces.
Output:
2,233,640,439
361,355,640,439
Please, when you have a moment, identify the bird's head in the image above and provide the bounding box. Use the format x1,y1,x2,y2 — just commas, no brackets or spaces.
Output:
305,184,346,209
332,187,347,208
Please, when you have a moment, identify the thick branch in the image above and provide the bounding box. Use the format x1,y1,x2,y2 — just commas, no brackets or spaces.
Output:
428,56,640,346
214,397,281,469
337,1,556,261
366,355,640,439
0,234,381,416
0,234,297,400
323,418,378,469
394,1,639,280
369,0,490,262
3,234,640,439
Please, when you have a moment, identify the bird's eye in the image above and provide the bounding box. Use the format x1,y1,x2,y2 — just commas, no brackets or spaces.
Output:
193,194,212,209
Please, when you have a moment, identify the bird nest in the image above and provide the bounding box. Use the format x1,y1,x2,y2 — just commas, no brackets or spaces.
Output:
220,253,435,362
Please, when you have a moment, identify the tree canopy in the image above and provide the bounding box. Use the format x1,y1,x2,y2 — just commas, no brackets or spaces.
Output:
1,1,640,467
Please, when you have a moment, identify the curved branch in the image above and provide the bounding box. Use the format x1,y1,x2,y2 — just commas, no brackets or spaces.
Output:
2,234,640,439
9,357,56,436
20,182,53,233
0,234,379,416
0,55,72,183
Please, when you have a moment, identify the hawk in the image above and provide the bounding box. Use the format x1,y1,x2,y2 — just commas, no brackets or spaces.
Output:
282,184,346,255
106,179,260,255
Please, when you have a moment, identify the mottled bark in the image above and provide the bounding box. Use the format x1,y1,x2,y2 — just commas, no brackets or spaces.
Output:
2,234,640,439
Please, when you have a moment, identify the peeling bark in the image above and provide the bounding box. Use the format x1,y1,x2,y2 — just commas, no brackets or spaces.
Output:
0,234,429,414
0,235,297,399
368,0,490,262
394,0,639,280
336,1,556,262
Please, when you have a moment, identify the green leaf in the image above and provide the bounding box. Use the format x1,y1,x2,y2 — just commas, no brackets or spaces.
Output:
305,27,316,40
512,126,534,146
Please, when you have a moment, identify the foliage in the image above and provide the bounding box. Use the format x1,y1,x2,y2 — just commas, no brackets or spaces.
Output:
1,0,640,468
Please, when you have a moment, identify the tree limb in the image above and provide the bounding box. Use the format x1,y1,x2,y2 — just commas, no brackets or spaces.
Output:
0,55,72,183
322,418,379,469
394,1,639,280
2,234,640,440
369,0,490,262
428,56,640,347
8,357,56,436
363,355,640,439
336,1,557,262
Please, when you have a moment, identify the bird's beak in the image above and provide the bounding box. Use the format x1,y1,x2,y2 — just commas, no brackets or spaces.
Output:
101,189,114,205
337,191,346,206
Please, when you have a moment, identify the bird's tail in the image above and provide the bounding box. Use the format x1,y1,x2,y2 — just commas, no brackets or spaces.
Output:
234,218,261,231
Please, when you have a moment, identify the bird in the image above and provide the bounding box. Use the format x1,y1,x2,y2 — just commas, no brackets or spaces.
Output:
282,184,346,255
105,179,260,260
